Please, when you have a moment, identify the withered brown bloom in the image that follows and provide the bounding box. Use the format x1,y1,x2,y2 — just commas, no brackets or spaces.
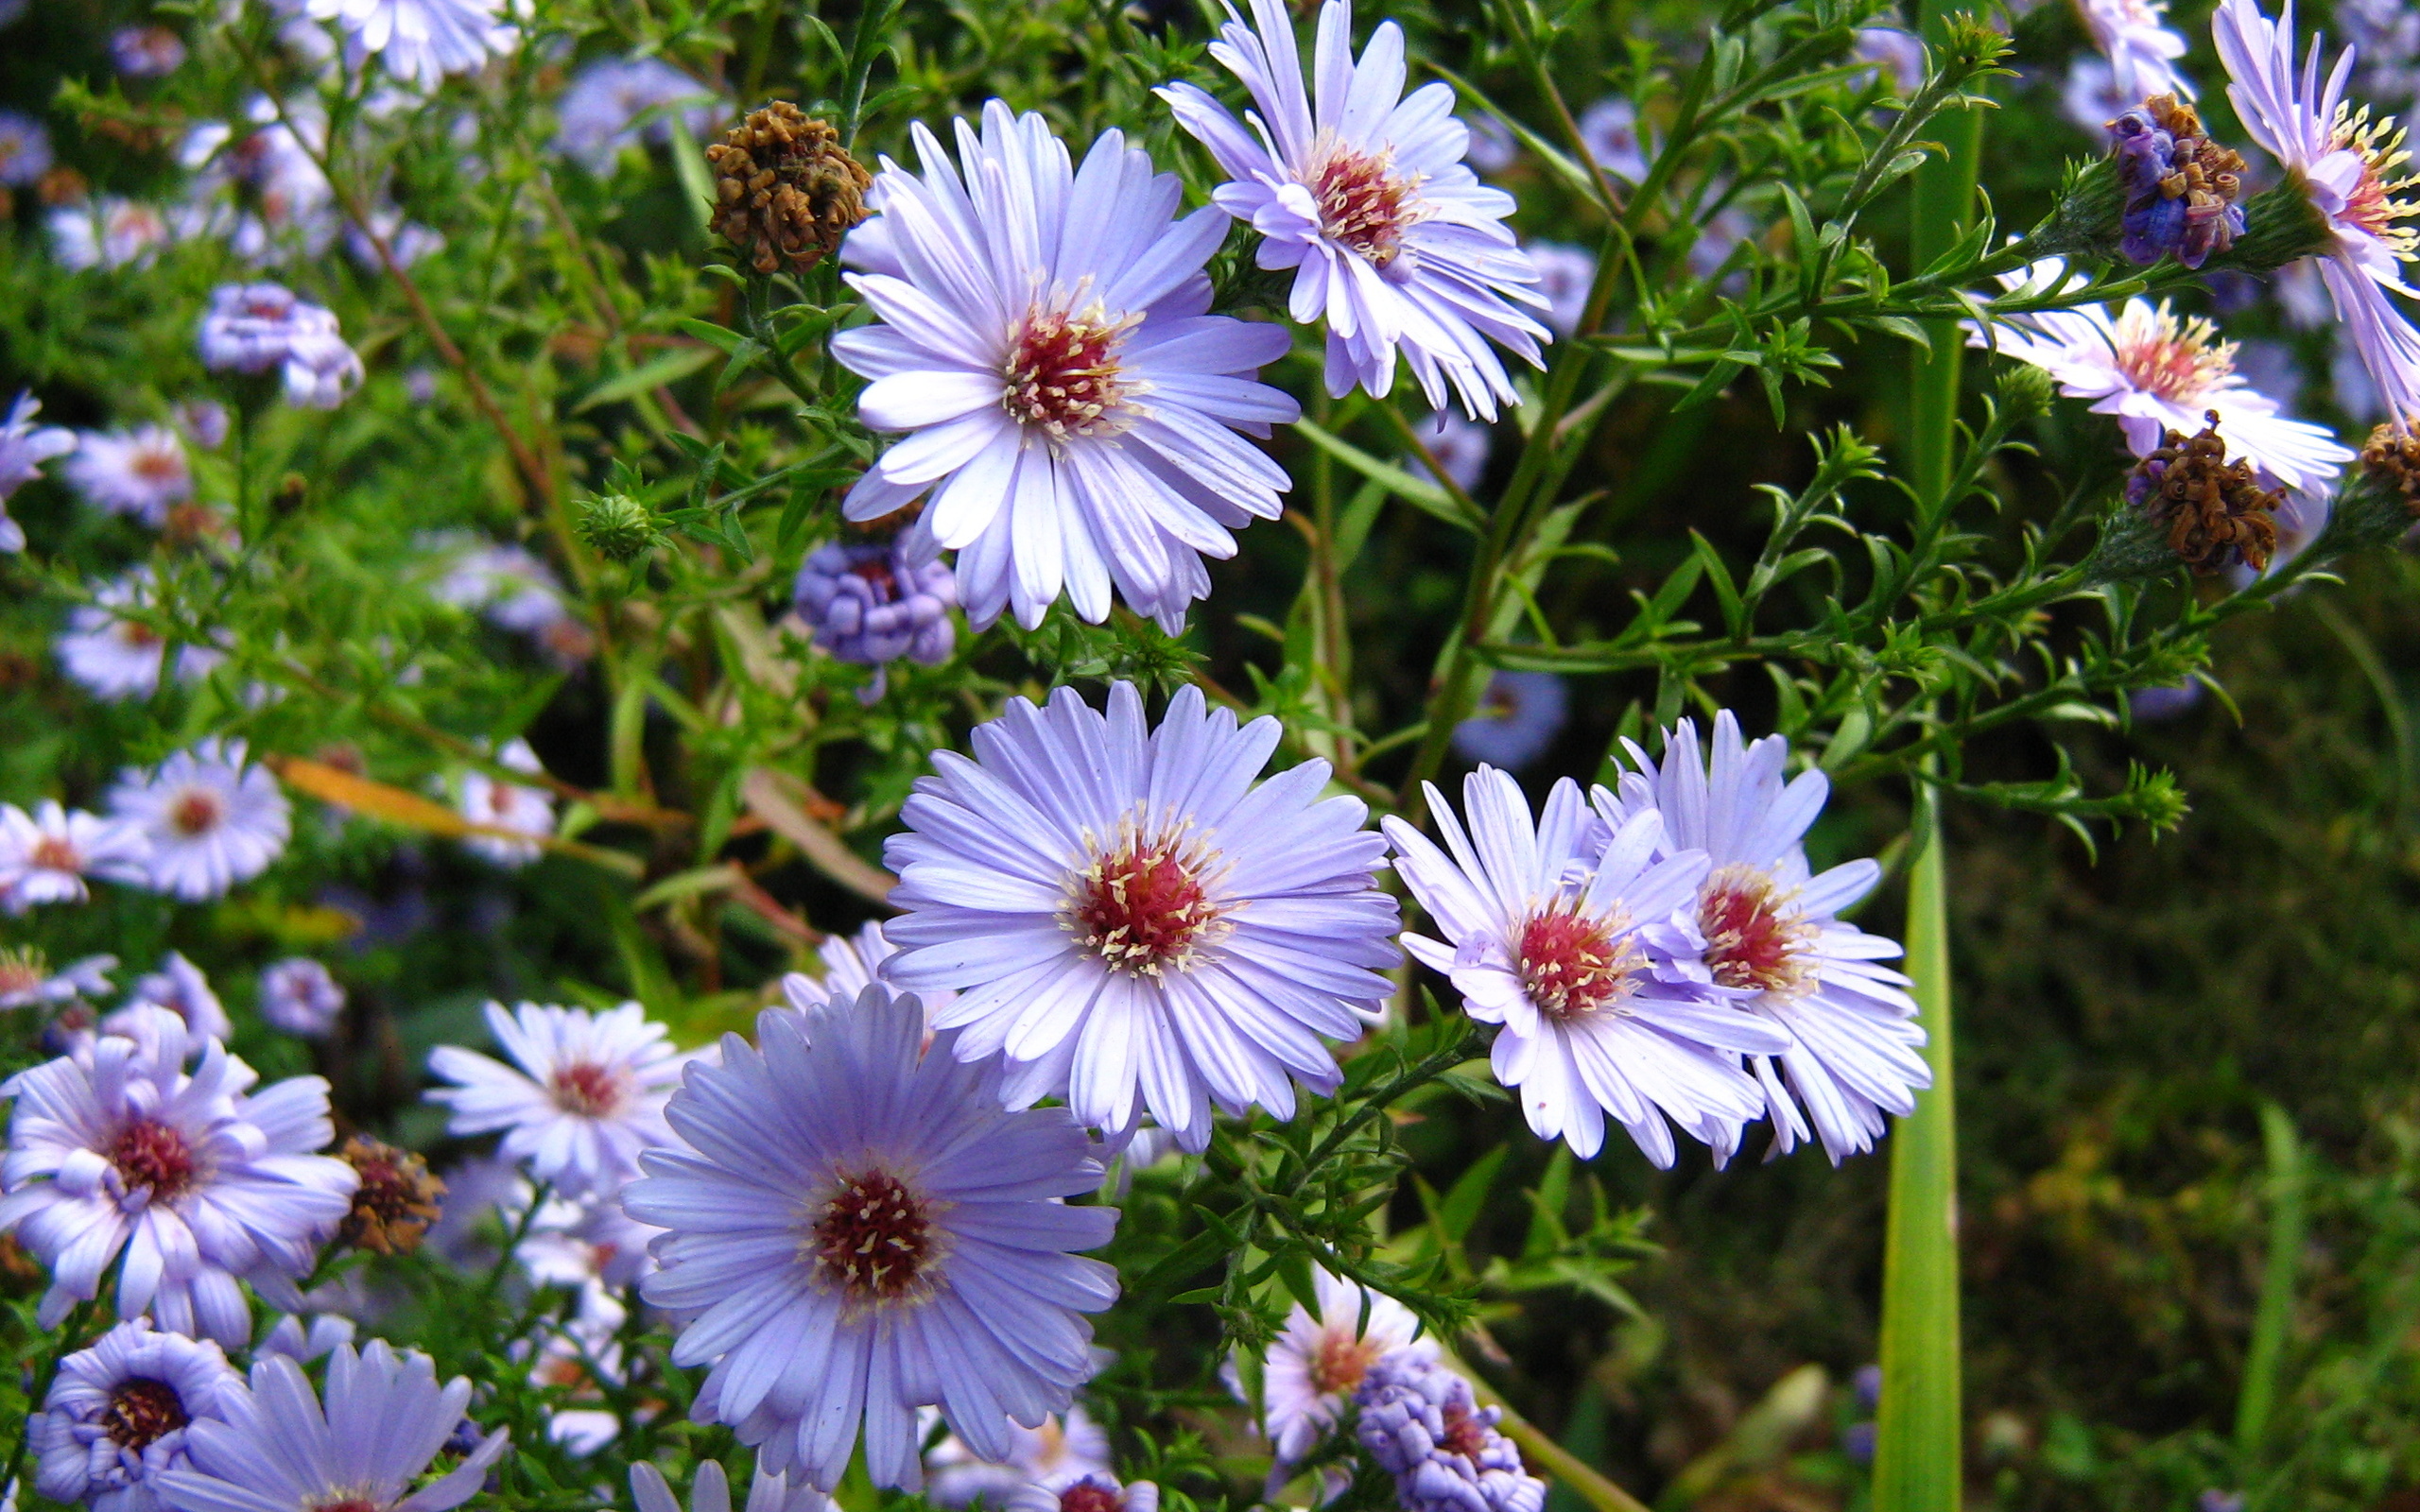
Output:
2125,411,2284,574
2360,422,2420,517
335,1135,445,1256
703,103,871,276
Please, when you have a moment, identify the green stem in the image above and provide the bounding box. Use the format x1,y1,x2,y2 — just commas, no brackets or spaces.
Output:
1872,776,1962,1511
2233,1102,2306,1469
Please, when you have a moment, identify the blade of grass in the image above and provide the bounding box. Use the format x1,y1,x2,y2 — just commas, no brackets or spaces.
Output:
2234,1102,2307,1466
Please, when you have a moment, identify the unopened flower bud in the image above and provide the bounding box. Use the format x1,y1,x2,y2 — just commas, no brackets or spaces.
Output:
703,103,872,276
1996,361,2055,419
576,491,664,561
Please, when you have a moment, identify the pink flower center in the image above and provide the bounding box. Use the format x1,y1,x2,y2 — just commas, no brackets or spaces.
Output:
313,1501,382,1512
1063,824,1228,977
547,1060,628,1117
114,620,162,649
110,1118,199,1199
1003,300,1138,442
812,1168,936,1303
2330,107,2418,255
132,451,182,484
2111,304,2233,406
1307,1328,1384,1394
1439,1400,1493,1461
101,1378,187,1452
28,834,79,872
1307,144,1421,267
1514,904,1643,1021
0,952,44,996
1697,864,1814,996
168,788,222,837
1060,1482,1126,1512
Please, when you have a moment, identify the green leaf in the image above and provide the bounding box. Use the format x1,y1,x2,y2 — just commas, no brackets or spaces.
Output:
572,348,718,412
1438,1145,1510,1245
1520,1145,1573,1263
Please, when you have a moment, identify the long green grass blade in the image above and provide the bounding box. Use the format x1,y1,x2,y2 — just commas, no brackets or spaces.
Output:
2234,1102,2307,1466
1872,782,1962,1511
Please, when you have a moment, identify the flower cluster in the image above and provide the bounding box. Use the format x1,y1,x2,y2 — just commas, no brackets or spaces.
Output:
2110,94,2247,268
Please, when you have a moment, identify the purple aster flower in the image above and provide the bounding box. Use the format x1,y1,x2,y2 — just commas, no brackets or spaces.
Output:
630,1458,830,1512
1575,97,1650,184
555,57,723,174
0,802,152,913
57,570,231,704
258,958,344,1039
2063,56,2139,138
1161,0,1550,420
154,1340,510,1512
256,1312,356,1362
172,401,229,451
833,103,1297,635
1405,412,1492,494
625,986,1120,1492
1385,769,1788,1165
1006,1477,1158,1512
1851,27,1927,95
1600,713,1930,1164
2341,0,2420,114
65,426,192,527
111,26,187,77
782,921,955,1034
285,0,517,87
343,208,446,272
791,538,958,702
1251,1267,1431,1467
0,110,52,186
0,949,115,1012
455,739,555,868
1461,114,1518,174
1449,671,1567,772
1353,1353,1545,1512
108,953,233,1046
1524,243,1596,337
2107,98,2246,269
32,1319,240,1512
881,682,1402,1150
196,284,364,409
49,199,178,271
109,739,292,902
2214,0,2420,427
925,1405,1113,1507
425,1001,683,1199
2077,0,2195,101
0,1007,356,1341
1,390,76,553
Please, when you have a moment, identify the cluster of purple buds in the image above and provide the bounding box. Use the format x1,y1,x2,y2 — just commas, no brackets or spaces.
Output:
790,537,958,703
2109,95,2247,270
197,282,364,409
1354,1353,1547,1512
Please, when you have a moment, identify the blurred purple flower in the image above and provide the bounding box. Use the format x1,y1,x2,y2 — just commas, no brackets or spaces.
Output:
791,539,957,703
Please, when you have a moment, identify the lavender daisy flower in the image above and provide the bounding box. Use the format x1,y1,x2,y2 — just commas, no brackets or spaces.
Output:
0,802,152,913
791,538,958,702
1524,243,1596,337
925,1406,1114,1507
2063,56,2139,138
65,426,192,527
1386,770,1788,1165
881,682,1402,1150
111,26,187,78
32,1319,239,1512
108,953,233,1046
292,0,517,87
258,958,344,1038
154,1341,510,1512
1405,412,1493,493
2214,0,2420,426
0,949,115,1011
555,57,722,174
343,208,446,272
1354,1353,1545,1512
110,740,292,902
1161,0,1550,420
49,199,176,271
629,1458,830,1512
1601,713,1930,1164
425,1001,683,1199
2341,0,2420,113
257,1312,356,1362
0,110,53,185
2077,0,2195,101
455,739,555,868
0,1007,355,1341
521,1187,663,1292
1461,114,1518,174
781,921,956,1034
626,986,1120,1493
1006,1477,1158,1512
1253,1267,1431,1466
1575,96,1650,184
173,401,229,450
1449,671,1568,772
1851,27,1927,95
196,284,364,409
58,571,230,703
1971,258,2355,490
0,391,75,553
832,102,1298,634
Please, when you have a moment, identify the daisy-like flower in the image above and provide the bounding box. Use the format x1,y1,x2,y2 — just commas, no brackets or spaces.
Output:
425,535,577,640
2076,0,2195,101
926,1406,1113,1508
112,26,188,78
65,426,192,528
1450,671,1567,773
1006,1477,1158,1512
257,958,344,1038
0,949,115,1011
832,102,1298,635
1971,258,2355,490
629,1458,829,1512
290,0,517,88
107,953,234,1046
881,682,1402,1150
522,1188,663,1293
0,1007,356,1341
49,199,176,271
57,571,231,704
0,110,52,186
109,740,292,902
1384,769,1790,1165
425,1000,683,1199
626,986,1120,1493
1599,714,1930,1164
1575,96,1650,184
0,802,151,913
32,1319,240,1512
1,391,76,552
555,57,722,174
1404,411,1492,493
153,1341,510,1512
196,284,364,410
1253,1268,1431,1467
455,739,556,868
1161,0,1550,420
1524,243,1596,337
781,920,959,1033
2214,0,2420,426
257,1312,356,1362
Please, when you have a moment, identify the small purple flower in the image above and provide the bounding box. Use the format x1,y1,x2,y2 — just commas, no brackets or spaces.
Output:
2109,99,2246,271
258,958,344,1038
1450,671,1567,771
196,284,363,409
1405,413,1493,495
791,539,957,703
111,26,186,77
1353,1353,1545,1512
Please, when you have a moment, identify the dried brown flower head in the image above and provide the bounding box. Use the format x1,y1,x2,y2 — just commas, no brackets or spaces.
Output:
704,103,871,276
336,1135,445,1256
2360,422,2420,516
2124,411,2283,574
